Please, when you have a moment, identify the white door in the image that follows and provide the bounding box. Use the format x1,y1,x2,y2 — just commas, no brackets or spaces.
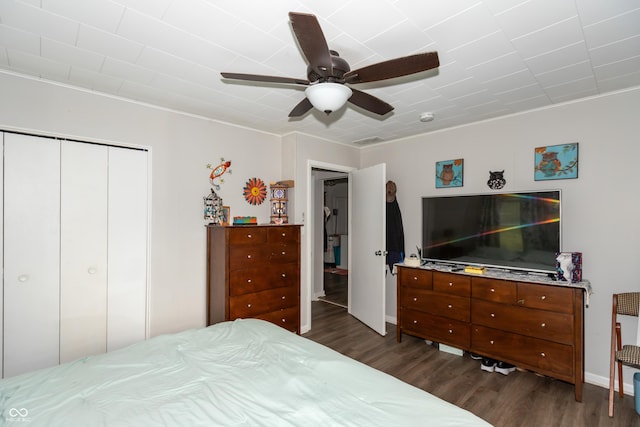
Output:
107,147,148,351
349,163,386,335
4,133,61,377
60,141,108,363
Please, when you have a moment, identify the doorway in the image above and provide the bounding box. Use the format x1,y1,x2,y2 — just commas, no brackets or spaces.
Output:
310,167,348,311
321,177,348,308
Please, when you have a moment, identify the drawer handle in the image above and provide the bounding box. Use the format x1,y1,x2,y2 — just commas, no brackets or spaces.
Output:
413,276,418,281
490,340,494,345
282,296,286,300
413,297,418,302
281,273,286,278
541,322,546,328
447,304,452,309
541,295,546,300
490,288,495,293
247,304,252,308
490,313,495,318
247,234,252,238
413,320,418,324
282,318,286,322
247,279,252,283
281,251,286,255
541,352,546,357
281,232,286,237
247,255,252,259
448,329,453,334
517,299,525,305
449,282,453,286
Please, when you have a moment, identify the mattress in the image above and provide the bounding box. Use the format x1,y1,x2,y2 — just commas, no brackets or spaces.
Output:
0,319,491,426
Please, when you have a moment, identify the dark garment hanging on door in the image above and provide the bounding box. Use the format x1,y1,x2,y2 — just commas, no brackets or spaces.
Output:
386,199,405,271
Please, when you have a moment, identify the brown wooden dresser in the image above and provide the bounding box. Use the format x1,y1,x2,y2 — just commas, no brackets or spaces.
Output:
206,224,301,333
397,265,586,401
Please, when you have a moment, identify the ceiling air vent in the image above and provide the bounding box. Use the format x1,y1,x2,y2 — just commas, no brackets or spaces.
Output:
352,136,383,145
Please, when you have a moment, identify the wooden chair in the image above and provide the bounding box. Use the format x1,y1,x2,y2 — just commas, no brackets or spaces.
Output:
609,292,640,417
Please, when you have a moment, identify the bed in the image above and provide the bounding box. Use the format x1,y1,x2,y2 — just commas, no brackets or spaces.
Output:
1,319,491,426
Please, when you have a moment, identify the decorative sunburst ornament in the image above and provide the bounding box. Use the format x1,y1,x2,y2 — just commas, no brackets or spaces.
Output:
243,177,267,205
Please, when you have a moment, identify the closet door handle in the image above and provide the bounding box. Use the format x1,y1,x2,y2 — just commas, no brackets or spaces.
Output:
88,267,97,275
18,274,29,283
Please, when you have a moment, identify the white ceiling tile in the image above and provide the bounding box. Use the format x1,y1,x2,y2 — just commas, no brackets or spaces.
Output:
364,21,434,58
494,0,578,39
428,3,499,51
589,35,640,67
494,83,546,103
396,0,482,30
0,24,40,55
8,48,70,80
101,56,156,84
483,69,539,93
593,56,640,82
162,0,236,42
330,0,405,42
535,61,594,88
137,47,196,80
544,76,598,102
582,8,640,49
0,0,79,45
69,66,123,92
111,0,171,19
574,0,640,26
596,71,640,93
448,31,514,68
511,16,584,59
77,25,143,63
467,52,527,83
42,38,104,72
524,41,589,75
42,0,125,33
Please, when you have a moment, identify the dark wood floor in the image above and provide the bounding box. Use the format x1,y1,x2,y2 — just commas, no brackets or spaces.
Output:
317,270,347,307
303,300,639,427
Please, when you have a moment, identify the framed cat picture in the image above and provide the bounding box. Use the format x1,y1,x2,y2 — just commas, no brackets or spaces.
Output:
435,159,463,188
534,143,578,181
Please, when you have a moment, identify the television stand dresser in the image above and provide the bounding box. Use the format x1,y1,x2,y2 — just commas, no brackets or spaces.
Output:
396,264,591,401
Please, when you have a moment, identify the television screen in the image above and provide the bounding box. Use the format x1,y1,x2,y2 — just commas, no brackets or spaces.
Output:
422,190,561,273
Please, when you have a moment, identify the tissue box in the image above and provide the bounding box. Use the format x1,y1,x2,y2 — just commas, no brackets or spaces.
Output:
555,252,582,283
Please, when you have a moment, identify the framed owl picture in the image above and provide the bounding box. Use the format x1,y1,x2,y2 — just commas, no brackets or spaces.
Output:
534,143,578,181
435,159,463,188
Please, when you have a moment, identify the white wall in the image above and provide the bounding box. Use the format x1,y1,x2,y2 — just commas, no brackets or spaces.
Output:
360,87,640,390
0,72,281,337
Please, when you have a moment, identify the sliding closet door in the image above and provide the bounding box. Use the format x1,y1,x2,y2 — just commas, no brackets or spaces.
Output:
60,141,108,363
3,133,60,377
107,147,148,351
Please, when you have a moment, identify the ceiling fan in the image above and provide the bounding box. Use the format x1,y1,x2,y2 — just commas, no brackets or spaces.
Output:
221,12,439,117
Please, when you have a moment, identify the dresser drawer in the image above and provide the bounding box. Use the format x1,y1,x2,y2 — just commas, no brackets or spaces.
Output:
399,267,432,289
401,288,470,322
230,286,298,318
254,306,299,332
517,283,575,314
267,227,299,244
229,263,298,296
229,227,267,245
268,243,299,263
472,300,574,344
433,272,471,297
402,309,470,348
472,325,573,379
472,278,516,303
229,245,269,270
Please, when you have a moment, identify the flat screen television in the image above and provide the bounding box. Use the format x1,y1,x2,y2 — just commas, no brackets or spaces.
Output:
421,190,561,274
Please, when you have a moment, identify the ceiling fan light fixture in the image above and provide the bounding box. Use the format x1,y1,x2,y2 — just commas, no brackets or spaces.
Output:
305,83,352,114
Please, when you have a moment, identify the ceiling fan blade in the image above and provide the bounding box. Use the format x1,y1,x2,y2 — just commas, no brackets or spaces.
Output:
348,89,394,115
221,72,309,86
344,52,439,84
288,12,333,78
288,97,313,117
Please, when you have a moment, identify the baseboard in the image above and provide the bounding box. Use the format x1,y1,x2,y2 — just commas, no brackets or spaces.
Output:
586,372,633,396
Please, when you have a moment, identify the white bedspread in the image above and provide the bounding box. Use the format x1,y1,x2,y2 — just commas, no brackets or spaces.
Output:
0,319,491,426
